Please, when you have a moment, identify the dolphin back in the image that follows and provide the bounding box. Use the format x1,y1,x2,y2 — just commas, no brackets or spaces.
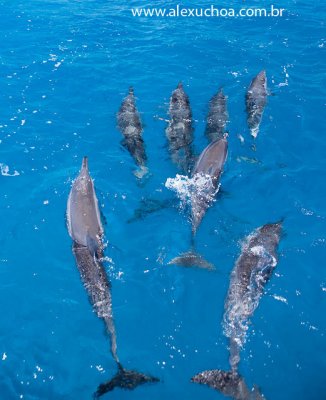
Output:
166,82,194,173
168,82,192,122
117,87,142,133
248,70,267,97
245,70,267,138
117,88,147,172
67,157,103,254
205,88,228,142
188,137,228,234
193,137,228,180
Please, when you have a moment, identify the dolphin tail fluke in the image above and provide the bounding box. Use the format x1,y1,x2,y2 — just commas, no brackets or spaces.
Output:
94,363,159,398
168,250,215,271
191,369,265,400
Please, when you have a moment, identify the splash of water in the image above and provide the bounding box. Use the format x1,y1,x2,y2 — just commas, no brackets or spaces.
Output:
165,173,220,210
0,163,20,177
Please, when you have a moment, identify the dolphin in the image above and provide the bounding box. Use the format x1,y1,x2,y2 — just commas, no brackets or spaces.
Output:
205,88,228,142
245,71,268,138
169,136,228,270
117,87,148,178
66,157,158,398
191,137,228,234
166,82,194,174
192,222,283,399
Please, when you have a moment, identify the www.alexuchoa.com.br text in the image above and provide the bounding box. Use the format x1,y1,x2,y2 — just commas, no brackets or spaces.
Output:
131,5,286,18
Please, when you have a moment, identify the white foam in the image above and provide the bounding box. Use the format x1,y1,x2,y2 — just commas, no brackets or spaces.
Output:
272,294,288,304
0,164,20,176
165,172,219,210
250,126,259,138
276,64,292,88
250,245,277,267
250,245,265,256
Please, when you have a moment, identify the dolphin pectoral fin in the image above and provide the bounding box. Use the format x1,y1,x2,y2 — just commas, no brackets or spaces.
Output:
168,250,215,271
191,370,265,400
93,364,159,398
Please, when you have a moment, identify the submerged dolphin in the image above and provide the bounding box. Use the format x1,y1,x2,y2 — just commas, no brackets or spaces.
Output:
166,82,194,173
205,88,228,142
245,71,268,138
66,157,158,398
117,87,148,178
192,222,283,399
169,137,228,269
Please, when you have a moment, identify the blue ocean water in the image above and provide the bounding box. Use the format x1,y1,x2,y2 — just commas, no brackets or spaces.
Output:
0,1,325,399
